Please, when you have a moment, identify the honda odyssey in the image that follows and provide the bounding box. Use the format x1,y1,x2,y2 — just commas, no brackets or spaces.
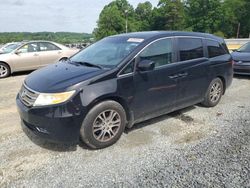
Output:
16,31,233,149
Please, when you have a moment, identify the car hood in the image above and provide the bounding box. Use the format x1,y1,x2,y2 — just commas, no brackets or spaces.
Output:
231,51,250,62
25,62,109,93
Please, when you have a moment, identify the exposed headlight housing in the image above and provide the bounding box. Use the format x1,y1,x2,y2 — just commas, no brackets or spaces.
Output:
33,90,76,106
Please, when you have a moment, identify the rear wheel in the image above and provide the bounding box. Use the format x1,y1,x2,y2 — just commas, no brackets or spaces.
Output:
80,100,126,149
0,63,10,78
59,57,68,62
201,78,223,107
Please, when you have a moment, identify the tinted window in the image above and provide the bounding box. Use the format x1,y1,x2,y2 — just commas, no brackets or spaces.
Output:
19,43,39,53
179,38,204,61
39,42,60,51
139,38,172,67
207,40,227,58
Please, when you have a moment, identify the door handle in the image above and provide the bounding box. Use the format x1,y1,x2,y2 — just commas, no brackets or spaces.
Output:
178,72,188,77
58,51,62,54
168,74,179,79
33,53,39,56
169,72,188,79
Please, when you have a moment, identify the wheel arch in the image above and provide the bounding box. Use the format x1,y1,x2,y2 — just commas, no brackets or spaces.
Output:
85,95,133,127
216,75,226,94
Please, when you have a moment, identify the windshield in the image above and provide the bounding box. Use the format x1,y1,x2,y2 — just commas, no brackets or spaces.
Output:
237,42,250,52
0,43,22,54
70,37,143,67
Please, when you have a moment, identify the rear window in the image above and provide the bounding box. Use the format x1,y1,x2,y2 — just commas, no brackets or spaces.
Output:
178,38,204,61
207,40,227,58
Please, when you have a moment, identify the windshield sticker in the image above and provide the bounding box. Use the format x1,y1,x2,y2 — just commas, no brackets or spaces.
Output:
127,38,144,43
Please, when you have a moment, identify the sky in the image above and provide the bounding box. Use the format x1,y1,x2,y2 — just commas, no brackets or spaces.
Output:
0,0,159,33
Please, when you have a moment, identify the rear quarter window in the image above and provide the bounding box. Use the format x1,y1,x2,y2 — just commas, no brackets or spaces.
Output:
206,40,228,58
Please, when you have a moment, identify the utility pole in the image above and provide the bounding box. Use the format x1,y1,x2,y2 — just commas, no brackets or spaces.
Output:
237,22,240,38
125,10,128,33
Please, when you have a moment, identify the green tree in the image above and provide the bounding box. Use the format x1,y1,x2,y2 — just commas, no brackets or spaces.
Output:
220,0,245,38
239,0,250,38
94,0,135,40
152,0,185,30
185,0,223,34
93,4,124,40
135,1,153,31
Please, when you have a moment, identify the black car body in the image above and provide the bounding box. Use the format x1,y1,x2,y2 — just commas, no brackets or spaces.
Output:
231,42,250,75
16,31,233,149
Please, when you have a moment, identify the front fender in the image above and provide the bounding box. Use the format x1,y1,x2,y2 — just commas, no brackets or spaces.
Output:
80,79,117,107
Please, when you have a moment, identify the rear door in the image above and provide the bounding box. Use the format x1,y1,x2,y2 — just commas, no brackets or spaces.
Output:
38,42,62,66
174,37,210,108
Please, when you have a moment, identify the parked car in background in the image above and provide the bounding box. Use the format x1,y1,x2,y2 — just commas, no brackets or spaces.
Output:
16,31,233,149
0,41,78,78
231,42,250,75
0,42,21,54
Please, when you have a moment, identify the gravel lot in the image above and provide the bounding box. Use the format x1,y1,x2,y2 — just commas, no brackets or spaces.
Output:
0,73,249,188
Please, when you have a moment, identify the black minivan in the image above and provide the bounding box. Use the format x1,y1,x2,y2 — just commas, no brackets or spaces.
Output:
16,31,233,149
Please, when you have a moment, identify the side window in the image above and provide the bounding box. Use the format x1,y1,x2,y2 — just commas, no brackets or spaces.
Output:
179,38,204,61
139,38,172,67
39,42,60,51
207,40,227,58
19,43,39,53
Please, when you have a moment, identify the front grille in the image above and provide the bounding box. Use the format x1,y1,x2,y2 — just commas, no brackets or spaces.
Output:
19,84,39,107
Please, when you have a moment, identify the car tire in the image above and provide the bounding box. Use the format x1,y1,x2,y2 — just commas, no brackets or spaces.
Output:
80,100,126,149
201,78,223,107
0,62,10,78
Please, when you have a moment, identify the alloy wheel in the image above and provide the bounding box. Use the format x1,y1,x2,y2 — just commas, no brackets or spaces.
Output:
0,65,8,77
92,110,121,142
209,82,222,103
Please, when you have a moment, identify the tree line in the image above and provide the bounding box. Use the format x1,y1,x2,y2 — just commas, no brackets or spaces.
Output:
94,0,250,40
0,32,92,44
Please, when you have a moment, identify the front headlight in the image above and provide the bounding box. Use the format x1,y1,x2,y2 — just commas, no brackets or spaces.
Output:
33,90,76,106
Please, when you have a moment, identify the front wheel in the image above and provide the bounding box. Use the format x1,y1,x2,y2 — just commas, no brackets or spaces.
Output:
201,78,224,107
80,100,126,149
0,63,10,78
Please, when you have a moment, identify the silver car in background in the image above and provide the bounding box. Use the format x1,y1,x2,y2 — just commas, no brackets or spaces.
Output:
0,41,78,78
0,42,21,54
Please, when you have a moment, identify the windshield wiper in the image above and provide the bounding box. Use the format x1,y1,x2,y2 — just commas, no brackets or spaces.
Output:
73,61,103,69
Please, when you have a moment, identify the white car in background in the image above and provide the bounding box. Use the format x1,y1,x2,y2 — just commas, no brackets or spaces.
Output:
0,41,79,78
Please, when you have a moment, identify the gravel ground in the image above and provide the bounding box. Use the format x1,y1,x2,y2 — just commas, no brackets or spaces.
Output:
0,73,249,188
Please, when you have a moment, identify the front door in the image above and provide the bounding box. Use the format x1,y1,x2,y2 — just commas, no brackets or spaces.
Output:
11,42,40,71
131,38,179,120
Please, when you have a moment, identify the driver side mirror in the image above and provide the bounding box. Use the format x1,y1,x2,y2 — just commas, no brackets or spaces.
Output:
15,50,22,55
137,59,155,72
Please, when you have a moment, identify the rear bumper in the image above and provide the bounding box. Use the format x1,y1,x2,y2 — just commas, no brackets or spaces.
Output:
16,94,85,143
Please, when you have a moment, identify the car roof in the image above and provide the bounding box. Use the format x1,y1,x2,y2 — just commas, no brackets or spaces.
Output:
22,40,68,49
24,40,57,44
110,31,224,43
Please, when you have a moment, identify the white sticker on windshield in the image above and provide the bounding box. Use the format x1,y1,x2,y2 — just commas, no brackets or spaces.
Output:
127,38,144,43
